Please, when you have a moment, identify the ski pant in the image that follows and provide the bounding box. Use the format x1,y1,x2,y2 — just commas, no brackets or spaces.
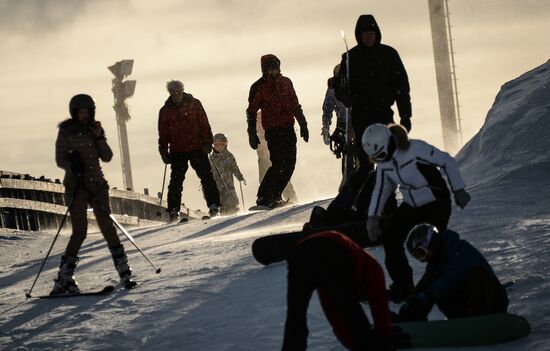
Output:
383,199,451,294
436,266,509,318
64,179,121,257
283,237,377,351
167,150,220,212
257,127,297,204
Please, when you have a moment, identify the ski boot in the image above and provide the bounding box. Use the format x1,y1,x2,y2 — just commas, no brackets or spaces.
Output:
208,204,220,218
168,209,179,223
109,244,137,289
50,255,80,295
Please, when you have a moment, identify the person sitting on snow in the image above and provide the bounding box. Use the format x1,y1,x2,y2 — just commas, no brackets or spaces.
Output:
209,133,246,215
396,223,509,321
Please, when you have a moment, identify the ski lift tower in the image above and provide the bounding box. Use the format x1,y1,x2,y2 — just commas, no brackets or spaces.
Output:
108,59,136,191
428,0,462,153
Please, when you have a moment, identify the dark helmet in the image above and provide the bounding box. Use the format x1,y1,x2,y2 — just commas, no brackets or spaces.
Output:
69,94,95,119
406,223,439,260
213,133,228,142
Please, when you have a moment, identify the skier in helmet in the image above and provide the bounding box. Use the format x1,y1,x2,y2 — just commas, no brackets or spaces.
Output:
364,123,471,302
396,223,508,321
209,133,246,215
52,94,136,295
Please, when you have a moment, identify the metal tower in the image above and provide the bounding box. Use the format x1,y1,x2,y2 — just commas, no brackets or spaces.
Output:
428,0,463,152
108,60,136,191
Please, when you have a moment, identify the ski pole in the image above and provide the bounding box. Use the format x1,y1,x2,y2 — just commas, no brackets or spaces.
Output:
25,180,81,298
239,180,246,210
159,163,168,207
109,214,161,274
339,30,352,190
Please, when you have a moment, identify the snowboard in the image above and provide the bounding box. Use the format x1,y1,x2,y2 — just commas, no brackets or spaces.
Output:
251,220,375,265
393,313,530,348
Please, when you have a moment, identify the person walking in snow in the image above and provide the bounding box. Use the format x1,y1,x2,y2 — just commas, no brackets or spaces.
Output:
396,223,508,321
334,14,412,172
209,133,246,215
363,123,471,302
158,80,221,221
246,54,308,208
255,112,298,204
282,231,393,350
52,94,135,295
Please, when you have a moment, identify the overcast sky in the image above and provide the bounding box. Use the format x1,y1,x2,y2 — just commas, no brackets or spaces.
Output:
1,0,549,211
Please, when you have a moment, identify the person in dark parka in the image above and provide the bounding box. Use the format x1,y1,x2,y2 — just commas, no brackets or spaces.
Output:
334,14,412,172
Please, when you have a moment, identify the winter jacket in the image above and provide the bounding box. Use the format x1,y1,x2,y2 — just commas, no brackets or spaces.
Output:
158,93,213,153
321,80,347,129
55,119,112,192
335,15,411,128
416,230,508,306
209,148,244,208
301,231,392,344
247,54,306,130
368,139,466,216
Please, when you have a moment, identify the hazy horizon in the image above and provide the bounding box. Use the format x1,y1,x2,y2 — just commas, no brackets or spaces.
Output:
1,0,549,211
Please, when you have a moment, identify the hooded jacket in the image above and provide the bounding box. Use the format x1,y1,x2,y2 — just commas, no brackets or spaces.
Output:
336,15,411,128
247,54,306,130
158,93,213,153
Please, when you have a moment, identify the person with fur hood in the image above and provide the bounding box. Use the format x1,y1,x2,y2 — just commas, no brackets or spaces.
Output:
52,94,136,295
334,15,412,172
362,124,471,302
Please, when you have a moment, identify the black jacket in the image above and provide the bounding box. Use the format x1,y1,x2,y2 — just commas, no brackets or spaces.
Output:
335,15,411,129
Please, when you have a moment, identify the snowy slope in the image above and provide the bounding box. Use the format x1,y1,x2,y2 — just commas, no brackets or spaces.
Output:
2,59,550,350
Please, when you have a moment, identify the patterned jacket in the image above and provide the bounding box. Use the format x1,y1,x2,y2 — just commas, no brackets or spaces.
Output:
209,149,244,208
158,93,213,153
321,79,347,129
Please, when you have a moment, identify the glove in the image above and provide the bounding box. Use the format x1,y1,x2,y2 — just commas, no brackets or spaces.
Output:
329,127,345,158
68,150,85,176
202,144,213,154
400,117,412,132
454,189,471,209
248,132,260,149
159,148,171,164
321,126,330,145
366,216,381,242
296,112,309,142
398,292,433,322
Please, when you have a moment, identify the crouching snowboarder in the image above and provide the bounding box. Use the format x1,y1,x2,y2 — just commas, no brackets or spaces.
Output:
282,231,393,350
396,223,509,321
52,94,136,295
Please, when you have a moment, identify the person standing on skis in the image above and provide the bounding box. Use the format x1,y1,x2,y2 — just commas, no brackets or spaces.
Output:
396,223,508,321
246,54,309,208
209,133,246,215
334,14,412,172
52,94,135,295
158,80,221,221
363,123,471,302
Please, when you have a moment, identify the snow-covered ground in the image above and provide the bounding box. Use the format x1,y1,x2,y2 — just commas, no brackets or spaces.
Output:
1,59,550,350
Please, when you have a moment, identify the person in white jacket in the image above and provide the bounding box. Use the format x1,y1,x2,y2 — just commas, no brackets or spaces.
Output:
362,123,471,302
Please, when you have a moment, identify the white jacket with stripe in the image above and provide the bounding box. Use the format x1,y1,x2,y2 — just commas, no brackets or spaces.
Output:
368,139,466,216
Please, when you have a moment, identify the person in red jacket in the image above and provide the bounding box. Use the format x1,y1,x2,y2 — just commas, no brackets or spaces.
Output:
158,80,221,221
246,54,309,208
282,231,392,351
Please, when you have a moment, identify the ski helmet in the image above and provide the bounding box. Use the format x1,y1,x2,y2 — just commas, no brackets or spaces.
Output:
69,94,95,119
213,133,228,143
362,123,394,161
406,223,439,261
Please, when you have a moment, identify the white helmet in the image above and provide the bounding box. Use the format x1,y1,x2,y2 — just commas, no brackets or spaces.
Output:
362,124,393,161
